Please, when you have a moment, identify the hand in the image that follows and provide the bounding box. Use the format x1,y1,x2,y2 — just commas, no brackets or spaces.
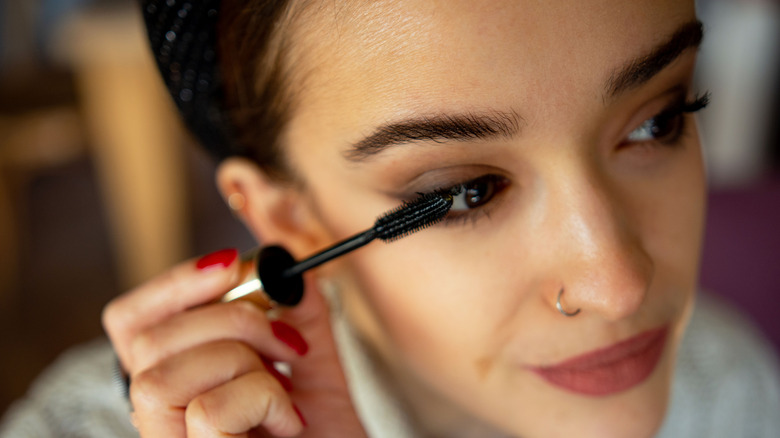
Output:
103,248,367,437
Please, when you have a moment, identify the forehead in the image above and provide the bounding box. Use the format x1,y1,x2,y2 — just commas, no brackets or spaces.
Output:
287,0,696,148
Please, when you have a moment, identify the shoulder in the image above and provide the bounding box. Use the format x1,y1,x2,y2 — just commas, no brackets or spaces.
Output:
657,293,780,438
0,339,137,438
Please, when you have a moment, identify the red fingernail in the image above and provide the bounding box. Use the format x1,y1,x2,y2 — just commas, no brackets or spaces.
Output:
270,321,309,356
196,248,238,271
262,359,293,392
293,404,307,427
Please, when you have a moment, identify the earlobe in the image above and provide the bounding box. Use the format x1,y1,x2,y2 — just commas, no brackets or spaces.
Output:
215,157,327,258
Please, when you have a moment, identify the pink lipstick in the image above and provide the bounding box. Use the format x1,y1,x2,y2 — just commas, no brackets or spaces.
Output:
529,326,669,396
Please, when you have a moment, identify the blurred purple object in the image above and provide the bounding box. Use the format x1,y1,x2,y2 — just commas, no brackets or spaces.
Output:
700,175,780,353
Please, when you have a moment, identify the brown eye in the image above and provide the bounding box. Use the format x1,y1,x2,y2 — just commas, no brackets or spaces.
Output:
451,175,507,211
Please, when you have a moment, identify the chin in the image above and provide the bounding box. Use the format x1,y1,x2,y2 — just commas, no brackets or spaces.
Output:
530,390,670,438
502,341,676,438
573,346,675,438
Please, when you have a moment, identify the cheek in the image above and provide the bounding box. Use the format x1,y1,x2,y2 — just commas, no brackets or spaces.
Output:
645,145,707,285
627,137,707,331
343,241,501,368
336,216,562,417
334,225,548,405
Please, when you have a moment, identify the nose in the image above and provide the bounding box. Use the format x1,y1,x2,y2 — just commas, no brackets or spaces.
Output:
545,172,654,322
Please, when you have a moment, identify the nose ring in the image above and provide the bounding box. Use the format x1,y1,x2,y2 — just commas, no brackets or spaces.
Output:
556,289,580,317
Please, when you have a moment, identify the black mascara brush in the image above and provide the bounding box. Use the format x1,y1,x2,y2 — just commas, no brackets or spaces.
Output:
221,190,455,308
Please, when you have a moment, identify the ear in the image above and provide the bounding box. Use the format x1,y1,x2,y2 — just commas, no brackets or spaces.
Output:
215,157,329,258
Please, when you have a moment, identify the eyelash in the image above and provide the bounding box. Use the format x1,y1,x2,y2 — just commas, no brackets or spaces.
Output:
626,91,710,146
428,174,510,226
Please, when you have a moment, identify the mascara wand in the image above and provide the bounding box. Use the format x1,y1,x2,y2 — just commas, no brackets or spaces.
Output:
221,191,455,308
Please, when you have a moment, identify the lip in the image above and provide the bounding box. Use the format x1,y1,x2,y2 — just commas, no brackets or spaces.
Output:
528,326,669,396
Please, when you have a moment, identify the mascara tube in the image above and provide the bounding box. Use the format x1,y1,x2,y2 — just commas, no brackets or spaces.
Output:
220,190,454,309
221,246,304,310
220,229,375,309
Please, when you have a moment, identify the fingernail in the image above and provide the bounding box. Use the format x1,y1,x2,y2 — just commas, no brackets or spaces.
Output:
270,321,309,356
196,248,238,271
293,404,307,427
262,359,293,392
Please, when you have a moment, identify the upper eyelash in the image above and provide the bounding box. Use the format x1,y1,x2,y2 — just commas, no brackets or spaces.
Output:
629,90,711,146
430,175,507,226
662,90,711,117
687,91,710,111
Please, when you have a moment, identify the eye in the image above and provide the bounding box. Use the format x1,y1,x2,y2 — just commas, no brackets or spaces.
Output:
449,174,509,212
626,92,710,145
626,112,683,143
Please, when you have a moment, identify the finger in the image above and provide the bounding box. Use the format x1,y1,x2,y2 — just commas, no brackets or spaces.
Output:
131,340,263,437
276,277,366,435
103,249,241,366
263,358,293,392
130,300,299,373
186,371,303,438
276,275,348,393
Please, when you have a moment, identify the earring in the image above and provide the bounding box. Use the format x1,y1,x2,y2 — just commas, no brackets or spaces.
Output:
556,288,580,317
228,192,245,211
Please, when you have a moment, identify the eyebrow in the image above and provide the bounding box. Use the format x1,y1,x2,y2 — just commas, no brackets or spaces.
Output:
605,20,704,98
345,20,703,162
344,110,522,161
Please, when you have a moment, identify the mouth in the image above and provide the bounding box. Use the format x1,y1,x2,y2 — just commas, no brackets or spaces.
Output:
528,326,669,397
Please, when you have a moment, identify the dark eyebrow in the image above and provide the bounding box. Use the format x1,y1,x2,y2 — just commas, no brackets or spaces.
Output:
344,110,522,161
605,20,704,98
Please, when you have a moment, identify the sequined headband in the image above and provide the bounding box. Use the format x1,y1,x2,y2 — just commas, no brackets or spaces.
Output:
142,0,233,159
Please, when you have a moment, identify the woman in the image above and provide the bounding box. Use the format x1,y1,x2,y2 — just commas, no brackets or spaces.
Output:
2,0,779,437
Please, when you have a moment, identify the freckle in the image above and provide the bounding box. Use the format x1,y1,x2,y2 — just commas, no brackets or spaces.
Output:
475,356,493,380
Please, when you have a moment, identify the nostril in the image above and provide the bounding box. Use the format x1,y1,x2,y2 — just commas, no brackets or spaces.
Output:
560,244,654,322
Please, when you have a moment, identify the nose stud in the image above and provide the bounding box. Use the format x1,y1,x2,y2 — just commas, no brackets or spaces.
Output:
556,289,581,317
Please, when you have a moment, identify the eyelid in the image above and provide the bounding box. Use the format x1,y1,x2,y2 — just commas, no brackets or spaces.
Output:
392,164,508,200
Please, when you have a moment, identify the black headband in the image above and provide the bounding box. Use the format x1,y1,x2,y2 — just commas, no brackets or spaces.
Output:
142,0,234,159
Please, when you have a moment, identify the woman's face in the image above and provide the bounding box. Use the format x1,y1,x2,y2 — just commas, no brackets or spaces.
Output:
277,0,705,436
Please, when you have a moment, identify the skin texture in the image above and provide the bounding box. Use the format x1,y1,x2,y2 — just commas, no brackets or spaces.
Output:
105,1,706,437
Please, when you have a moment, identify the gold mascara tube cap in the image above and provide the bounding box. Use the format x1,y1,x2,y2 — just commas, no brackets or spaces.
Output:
221,246,304,309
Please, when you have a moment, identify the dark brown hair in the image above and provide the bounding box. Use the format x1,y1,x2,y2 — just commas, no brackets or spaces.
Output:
217,0,304,181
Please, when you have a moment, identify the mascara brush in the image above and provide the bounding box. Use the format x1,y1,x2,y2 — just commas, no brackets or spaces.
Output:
221,190,455,308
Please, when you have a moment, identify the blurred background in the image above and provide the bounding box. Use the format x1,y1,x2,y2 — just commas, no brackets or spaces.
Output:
0,0,778,416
